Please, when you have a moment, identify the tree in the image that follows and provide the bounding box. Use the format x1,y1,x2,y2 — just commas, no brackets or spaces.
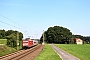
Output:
0,29,6,38
6,33,17,47
0,29,23,48
6,30,23,48
40,26,72,44
5,30,14,36
5,30,23,41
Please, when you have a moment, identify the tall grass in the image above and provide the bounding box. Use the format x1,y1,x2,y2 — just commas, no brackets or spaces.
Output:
0,45,16,56
0,39,21,56
55,44,90,60
35,44,61,60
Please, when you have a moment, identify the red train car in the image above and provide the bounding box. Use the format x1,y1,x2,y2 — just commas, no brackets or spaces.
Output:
22,39,33,49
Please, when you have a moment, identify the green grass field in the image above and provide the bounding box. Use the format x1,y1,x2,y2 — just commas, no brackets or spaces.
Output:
35,44,61,60
0,39,7,45
55,44,90,60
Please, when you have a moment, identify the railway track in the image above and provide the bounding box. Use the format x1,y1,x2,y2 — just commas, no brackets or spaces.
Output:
0,44,42,60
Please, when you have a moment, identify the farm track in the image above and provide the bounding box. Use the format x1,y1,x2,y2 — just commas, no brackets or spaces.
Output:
50,44,80,60
0,44,42,60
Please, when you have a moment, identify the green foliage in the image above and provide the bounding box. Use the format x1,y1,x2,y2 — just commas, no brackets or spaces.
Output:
5,30,14,36
35,44,61,60
40,26,72,44
0,29,5,38
72,35,90,44
0,45,16,56
19,32,23,41
0,29,23,48
55,44,90,60
6,33,17,48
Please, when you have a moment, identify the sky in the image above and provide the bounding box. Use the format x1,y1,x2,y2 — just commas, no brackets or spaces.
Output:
0,0,90,39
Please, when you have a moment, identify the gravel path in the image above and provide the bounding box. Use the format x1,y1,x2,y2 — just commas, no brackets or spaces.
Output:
50,44,80,60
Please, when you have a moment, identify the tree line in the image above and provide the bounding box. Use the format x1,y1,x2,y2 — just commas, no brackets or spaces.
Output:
40,26,90,44
0,29,23,48
72,35,90,44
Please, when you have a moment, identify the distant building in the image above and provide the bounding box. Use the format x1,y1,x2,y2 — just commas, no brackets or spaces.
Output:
73,38,83,44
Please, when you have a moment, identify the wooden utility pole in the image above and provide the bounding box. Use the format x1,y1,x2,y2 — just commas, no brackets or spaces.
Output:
42,30,45,45
17,31,19,50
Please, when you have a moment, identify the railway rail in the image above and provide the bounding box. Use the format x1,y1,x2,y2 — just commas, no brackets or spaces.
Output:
0,44,42,60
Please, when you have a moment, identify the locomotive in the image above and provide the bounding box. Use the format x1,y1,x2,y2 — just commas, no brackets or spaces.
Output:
22,38,38,49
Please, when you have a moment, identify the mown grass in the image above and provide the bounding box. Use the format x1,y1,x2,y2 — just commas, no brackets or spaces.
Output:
0,45,16,56
35,44,61,60
55,44,90,60
0,39,7,44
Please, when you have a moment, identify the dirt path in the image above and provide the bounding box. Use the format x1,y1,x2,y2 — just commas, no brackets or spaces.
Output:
19,45,44,60
50,44,80,60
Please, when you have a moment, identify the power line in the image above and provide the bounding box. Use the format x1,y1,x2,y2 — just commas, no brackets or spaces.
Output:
0,14,33,35
0,20,30,38
0,20,22,30
0,14,27,29
0,14,31,32
0,14,40,38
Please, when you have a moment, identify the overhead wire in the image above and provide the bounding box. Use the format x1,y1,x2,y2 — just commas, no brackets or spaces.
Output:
0,20,20,29
0,14,30,38
0,14,27,29
0,14,41,38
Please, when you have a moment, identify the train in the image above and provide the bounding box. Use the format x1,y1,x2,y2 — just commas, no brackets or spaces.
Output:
22,38,38,49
